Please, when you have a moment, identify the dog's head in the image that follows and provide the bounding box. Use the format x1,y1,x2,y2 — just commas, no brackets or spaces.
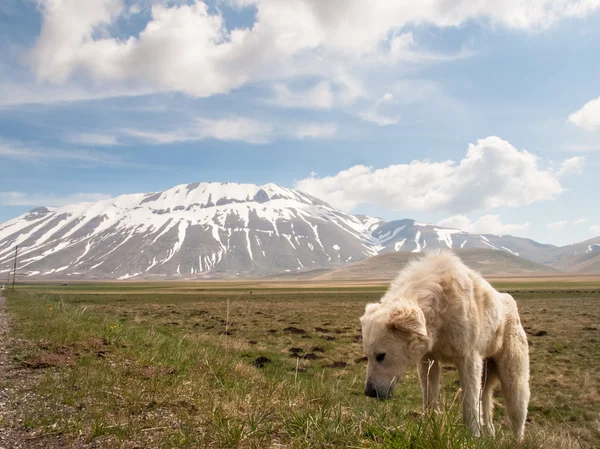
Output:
360,301,432,399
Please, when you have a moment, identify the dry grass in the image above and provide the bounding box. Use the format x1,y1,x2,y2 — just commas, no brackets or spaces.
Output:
1,282,599,448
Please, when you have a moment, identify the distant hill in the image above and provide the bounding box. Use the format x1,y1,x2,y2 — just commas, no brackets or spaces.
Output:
315,249,559,281
548,237,600,273
561,253,600,273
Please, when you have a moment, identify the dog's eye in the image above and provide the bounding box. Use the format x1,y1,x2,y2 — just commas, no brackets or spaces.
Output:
375,353,386,363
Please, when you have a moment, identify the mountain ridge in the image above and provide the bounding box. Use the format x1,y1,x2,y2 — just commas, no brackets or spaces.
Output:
0,181,596,279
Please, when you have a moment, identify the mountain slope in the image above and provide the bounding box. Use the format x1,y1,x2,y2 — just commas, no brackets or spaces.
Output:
547,237,600,272
315,249,560,281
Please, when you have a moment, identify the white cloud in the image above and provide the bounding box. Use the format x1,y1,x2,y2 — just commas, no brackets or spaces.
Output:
28,1,242,96
547,220,568,229
384,31,475,64
290,123,337,139
24,0,600,101
357,80,467,126
568,97,600,131
65,132,120,146
591,224,600,234
557,156,585,177
382,93,394,102
196,118,275,144
438,214,530,235
0,192,112,207
270,81,334,110
574,217,589,225
359,92,401,126
0,139,122,165
0,80,153,108
125,116,337,144
296,136,564,213
436,215,472,231
358,110,401,126
126,117,275,144
387,32,416,63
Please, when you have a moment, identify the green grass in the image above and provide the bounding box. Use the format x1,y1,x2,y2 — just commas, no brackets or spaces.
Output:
3,283,599,448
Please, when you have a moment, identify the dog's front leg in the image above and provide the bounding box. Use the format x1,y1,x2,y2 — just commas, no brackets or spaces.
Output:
418,357,441,410
457,355,483,437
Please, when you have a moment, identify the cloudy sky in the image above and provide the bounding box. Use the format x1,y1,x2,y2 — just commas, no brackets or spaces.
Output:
1,0,599,246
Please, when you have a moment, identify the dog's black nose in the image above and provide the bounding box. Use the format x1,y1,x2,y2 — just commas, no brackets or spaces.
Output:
364,388,378,397
364,383,378,397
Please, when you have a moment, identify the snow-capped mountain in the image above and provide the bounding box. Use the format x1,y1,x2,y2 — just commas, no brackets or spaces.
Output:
0,181,570,279
369,219,557,257
0,183,378,279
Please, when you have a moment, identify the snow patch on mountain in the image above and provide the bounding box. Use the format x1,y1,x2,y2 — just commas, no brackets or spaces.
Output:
434,228,462,249
412,231,423,253
394,239,406,251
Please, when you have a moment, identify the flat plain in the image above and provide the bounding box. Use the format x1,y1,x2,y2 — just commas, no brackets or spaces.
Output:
1,277,599,448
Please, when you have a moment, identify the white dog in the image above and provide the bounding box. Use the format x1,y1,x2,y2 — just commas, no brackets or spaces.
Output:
360,250,530,438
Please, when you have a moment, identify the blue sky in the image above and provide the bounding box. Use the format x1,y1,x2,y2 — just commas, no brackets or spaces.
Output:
1,0,599,246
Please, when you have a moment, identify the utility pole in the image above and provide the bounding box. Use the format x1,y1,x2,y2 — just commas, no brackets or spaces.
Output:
11,245,18,290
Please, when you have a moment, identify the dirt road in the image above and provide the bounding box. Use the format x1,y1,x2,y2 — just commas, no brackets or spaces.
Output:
0,289,24,449
0,291,69,449
0,288,17,449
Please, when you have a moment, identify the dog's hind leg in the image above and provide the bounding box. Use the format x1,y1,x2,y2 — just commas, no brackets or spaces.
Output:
457,355,483,436
418,357,441,410
497,336,530,440
481,358,500,436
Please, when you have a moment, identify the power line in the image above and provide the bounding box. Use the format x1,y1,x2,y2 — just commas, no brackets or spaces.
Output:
11,245,18,291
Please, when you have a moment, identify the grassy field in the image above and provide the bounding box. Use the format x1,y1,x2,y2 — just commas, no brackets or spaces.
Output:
2,280,600,448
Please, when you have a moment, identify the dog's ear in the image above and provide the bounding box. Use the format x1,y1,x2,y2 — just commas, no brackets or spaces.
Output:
360,302,382,324
364,302,382,316
386,305,427,337
388,306,432,357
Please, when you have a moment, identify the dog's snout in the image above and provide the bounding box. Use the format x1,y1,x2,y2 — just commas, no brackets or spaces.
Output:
364,382,378,398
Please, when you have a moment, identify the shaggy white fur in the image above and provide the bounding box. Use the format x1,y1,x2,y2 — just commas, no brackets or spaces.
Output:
360,250,530,439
